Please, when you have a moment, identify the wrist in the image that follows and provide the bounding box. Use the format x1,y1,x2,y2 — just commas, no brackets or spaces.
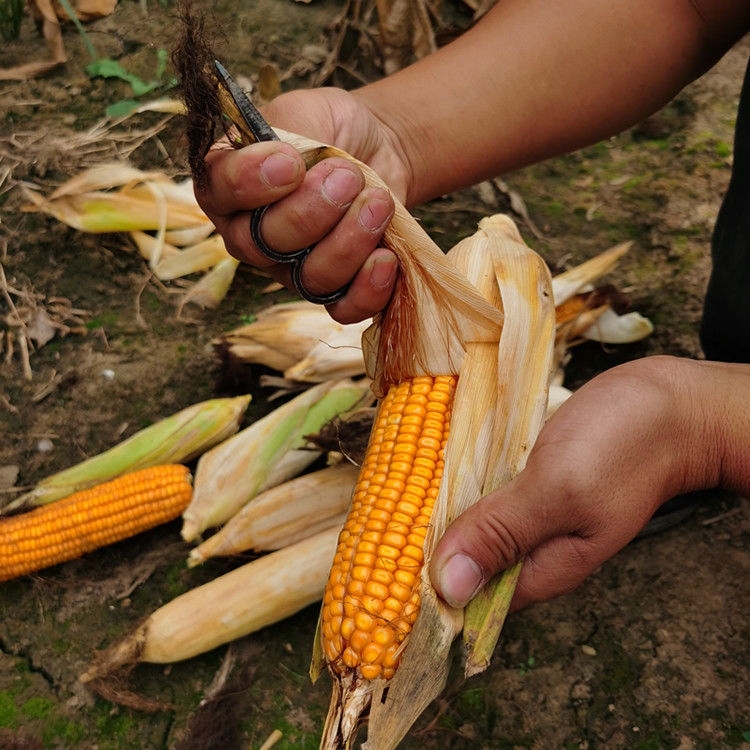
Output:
638,356,749,497
682,358,750,496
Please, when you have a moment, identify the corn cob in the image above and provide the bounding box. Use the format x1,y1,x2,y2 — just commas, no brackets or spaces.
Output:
0,465,192,582
320,374,456,682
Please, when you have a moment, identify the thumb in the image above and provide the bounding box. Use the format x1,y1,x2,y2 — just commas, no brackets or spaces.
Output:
429,476,555,610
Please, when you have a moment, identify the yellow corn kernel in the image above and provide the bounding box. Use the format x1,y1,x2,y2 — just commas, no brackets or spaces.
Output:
0,465,192,582
321,374,456,680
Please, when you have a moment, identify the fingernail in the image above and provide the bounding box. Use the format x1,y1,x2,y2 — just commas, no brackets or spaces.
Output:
322,168,361,207
367,254,397,291
358,195,394,233
438,554,483,608
260,152,301,187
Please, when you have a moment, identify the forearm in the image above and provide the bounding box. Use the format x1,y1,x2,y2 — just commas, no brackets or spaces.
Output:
354,0,750,205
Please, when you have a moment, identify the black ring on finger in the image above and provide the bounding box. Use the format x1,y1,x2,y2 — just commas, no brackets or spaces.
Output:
291,257,350,305
250,204,312,263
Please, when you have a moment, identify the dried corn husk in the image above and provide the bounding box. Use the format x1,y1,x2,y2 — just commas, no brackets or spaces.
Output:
4,395,251,513
81,526,340,684
129,231,230,280
551,241,632,305
181,378,372,542
179,256,241,309
188,462,359,566
333,214,555,749
215,300,369,378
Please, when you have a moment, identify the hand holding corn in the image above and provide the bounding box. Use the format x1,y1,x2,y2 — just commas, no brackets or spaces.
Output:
431,356,750,612
195,88,401,324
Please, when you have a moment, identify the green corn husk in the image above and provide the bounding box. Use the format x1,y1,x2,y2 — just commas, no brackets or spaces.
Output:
181,378,372,542
4,395,251,513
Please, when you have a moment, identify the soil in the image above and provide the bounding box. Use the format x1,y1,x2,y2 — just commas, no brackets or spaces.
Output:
1,2,748,748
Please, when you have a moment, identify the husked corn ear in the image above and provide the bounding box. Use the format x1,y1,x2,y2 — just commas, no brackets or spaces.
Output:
0,465,192,582
321,374,456,681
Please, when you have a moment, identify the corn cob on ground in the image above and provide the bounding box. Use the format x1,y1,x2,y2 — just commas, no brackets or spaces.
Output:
0,465,192,582
321,374,456,682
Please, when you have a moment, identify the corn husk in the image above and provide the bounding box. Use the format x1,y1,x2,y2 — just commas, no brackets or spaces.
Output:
23,165,210,234
215,300,369,378
581,308,654,343
314,214,555,749
129,231,231,280
550,241,632,305
179,256,241,309
3,395,251,513
181,378,372,542
284,321,369,383
187,462,359,565
81,526,339,685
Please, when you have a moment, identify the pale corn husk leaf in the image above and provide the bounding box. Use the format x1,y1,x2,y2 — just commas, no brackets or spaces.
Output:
275,128,504,397
164,222,216,247
81,526,340,682
129,230,180,265
23,187,209,234
178,256,240,309
360,215,555,748
581,308,654,343
152,235,231,281
284,320,368,383
4,395,251,513
215,301,366,374
551,241,632,305
188,462,359,565
461,218,556,677
48,163,165,198
181,379,372,542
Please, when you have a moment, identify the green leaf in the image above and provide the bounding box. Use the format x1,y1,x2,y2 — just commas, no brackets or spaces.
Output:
105,100,141,118
85,58,158,97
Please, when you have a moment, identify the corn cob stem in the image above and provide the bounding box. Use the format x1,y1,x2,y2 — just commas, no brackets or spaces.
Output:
0,465,192,582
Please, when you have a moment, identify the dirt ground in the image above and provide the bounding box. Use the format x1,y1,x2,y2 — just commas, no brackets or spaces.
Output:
0,2,748,748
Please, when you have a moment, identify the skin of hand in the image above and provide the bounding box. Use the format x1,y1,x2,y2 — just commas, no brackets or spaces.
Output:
195,88,405,324
430,356,750,611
